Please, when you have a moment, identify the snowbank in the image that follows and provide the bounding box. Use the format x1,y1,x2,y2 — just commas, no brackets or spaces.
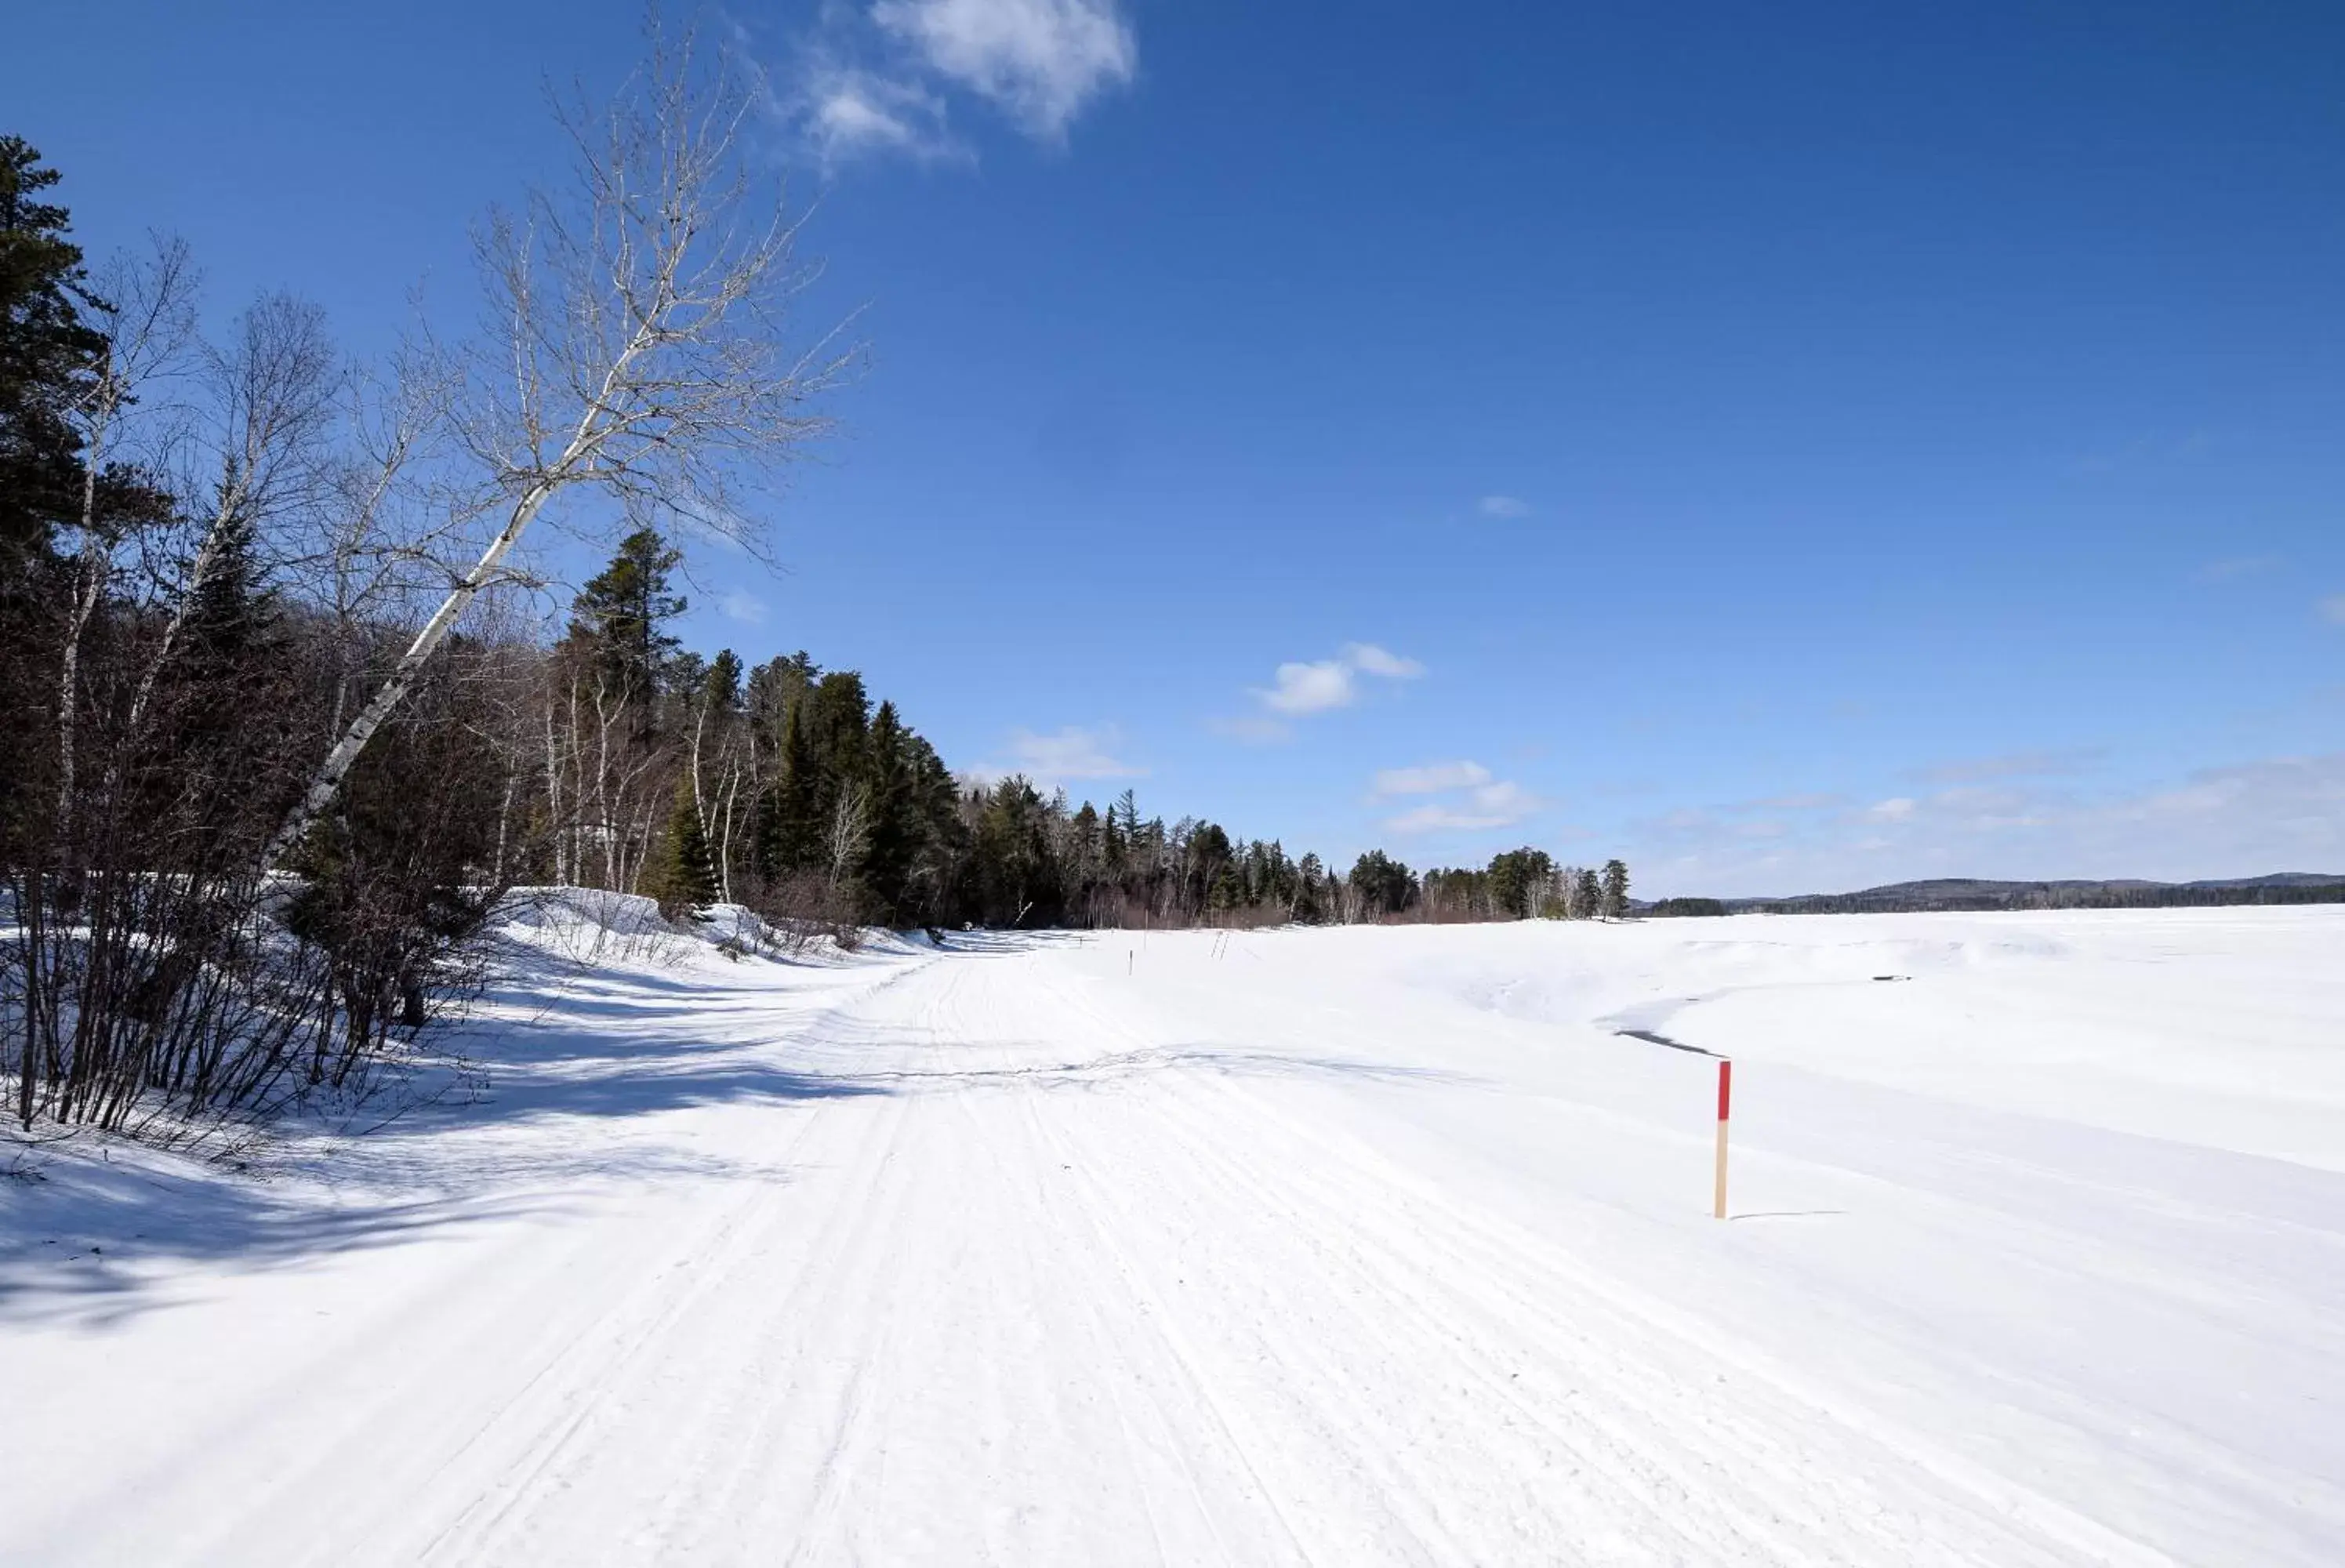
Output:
3,905,2339,1564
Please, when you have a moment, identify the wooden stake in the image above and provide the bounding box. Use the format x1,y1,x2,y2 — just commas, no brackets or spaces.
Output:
1713,1058,1732,1219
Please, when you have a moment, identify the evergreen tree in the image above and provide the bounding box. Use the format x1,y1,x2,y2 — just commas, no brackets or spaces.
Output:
975,778,1054,926
1574,866,1602,918
172,507,285,798
1599,858,1630,919
1185,821,1233,910
1350,849,1417,917
757,693,822,879
745,649,819,750
900,732,964,922
0,136,107,570
567,528,685,706
1294,851,1326,921
1488,847,1555,919
648,771,719,919
859,700,919,919
802,670,870,797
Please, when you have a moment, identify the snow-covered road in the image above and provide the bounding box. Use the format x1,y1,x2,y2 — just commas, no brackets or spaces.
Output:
5,909,2342,1564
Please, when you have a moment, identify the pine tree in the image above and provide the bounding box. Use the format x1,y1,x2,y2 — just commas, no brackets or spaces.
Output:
1488,847,1555,919
1600,858,1630,920
757,693,821,879
648,772,718,919
1574,866,1602,918
859,700,918,920
174,507,285,793
0,136,107,569
567,528,684,706
1350,849,1416,917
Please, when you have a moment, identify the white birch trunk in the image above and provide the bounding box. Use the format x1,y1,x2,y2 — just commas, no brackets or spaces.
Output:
260,480,552,874
542,704,566,885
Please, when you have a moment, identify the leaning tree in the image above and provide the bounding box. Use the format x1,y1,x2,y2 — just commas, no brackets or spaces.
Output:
261,20,852,873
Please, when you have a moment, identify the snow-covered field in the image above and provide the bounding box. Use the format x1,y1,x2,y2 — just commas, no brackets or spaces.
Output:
4,903,2341,1565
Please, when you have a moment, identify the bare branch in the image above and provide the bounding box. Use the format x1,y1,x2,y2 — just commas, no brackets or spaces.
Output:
263,18,849,874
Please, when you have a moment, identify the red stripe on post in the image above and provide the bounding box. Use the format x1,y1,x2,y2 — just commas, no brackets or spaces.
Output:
1717,1058,1732,1121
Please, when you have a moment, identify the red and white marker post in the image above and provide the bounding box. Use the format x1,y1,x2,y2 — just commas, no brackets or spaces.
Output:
1712,1059,1733,1219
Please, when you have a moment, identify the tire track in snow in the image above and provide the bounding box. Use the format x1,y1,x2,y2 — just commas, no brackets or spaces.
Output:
1157,1058,2181,1566
1019,949,2177,1565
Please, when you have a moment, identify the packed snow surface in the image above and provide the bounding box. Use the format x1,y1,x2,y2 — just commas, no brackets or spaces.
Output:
5,903,2342,1565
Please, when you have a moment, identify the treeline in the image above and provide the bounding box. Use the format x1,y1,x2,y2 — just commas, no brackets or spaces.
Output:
1421,853,1632,922
562,532,1643,934
1733,880,2345,916
0,69,1632,1139
1648,897,1727,917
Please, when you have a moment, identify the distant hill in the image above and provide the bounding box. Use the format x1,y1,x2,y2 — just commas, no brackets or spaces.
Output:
1649,873,2345,916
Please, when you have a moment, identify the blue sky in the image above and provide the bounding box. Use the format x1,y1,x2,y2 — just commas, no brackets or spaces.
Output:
10,1,2343,895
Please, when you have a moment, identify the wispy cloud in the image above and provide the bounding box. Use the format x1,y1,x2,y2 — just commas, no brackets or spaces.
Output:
1385,804,1497,833
1247,642,1424,718
873,0,1136,140
1341,641,1425,680
1372,760,1491,797
778,0,1134,167
1384,781,1542,835
1911,747,2106,785
971,724,1142,786
720,592,768,626
1727,791,1847,813
1866,797,1918,822
2198,554,2281,583
1376,765,1541,834
2320,593,2345,626
801,65,963,165
1477,494,1532,520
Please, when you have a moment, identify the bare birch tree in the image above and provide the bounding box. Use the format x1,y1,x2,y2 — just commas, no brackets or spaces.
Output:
261,21,848,874
826,784,872,890
122,291,339,739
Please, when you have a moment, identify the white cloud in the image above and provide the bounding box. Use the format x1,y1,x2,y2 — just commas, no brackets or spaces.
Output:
1379,775,1542,834
1478,495,1531,519
1341,641,1425,680
1011,724,1142,778
804,67,963,164
1259,659,1355,715
873,0,1135,139
972,724,1142,785
1914,748,2106,784
1248,642,1425,718
1867,797,1918,822
1468,780,1540,817
720,592,768,626
1385,803,1509,833
2321,593,2345,625
1373,760,1491,797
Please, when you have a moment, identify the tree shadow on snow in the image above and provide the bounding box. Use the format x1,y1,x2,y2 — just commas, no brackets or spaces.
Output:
0,977,894,1326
